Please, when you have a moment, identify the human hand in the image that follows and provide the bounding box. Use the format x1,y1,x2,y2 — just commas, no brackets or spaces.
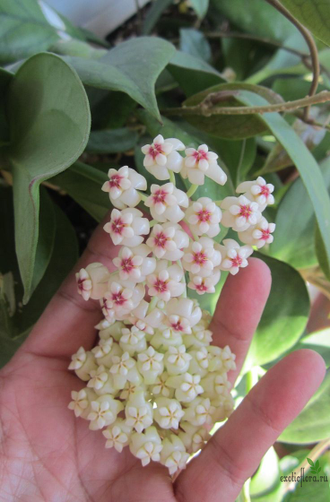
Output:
0,217,325,502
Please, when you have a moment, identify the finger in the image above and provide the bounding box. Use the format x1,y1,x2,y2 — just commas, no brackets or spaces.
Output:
210,258,272,383
175,349,326,502
22,212,118,359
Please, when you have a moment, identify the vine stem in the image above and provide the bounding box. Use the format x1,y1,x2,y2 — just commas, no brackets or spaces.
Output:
162,91,330,117
186,184,199,198
264,0,320,120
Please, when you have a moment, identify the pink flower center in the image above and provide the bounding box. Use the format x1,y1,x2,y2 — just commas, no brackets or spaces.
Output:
260,185,270,197
148,142,163,160
111,292,126,306
109,174,123,188
154,232,168,248
171,321,184,332
77,277,87,292
193,149,208,163
261,228,270,241
121,257,134,272
192,251,207,265
231,255,242,268
111,217,125,234
153,189,167,204
196,282,208,292
197,209,211,223
239,205,252,219
154,278,168,293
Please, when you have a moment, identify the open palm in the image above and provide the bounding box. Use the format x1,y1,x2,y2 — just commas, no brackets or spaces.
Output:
0,218,325,502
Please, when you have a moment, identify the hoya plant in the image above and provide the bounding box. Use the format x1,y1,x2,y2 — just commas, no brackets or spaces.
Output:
0,0,330,501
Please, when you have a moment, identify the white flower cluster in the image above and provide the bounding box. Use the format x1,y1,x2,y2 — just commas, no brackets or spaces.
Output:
69,135,275,475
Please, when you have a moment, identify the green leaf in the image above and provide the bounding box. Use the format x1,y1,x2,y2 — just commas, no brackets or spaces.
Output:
53,162,109,222
0,0,59,63
210,0,296,42
307,458,315,467
190,0,209,18
51,39,107,59
270,149,330,270
142,0,174,35
261,119,326,175
0,186,78,366
87,128,138,154
183,83,283,139
315,222,330,280
180,29,212,62
250,448,282,498
294,328,330,369
6,52,90,303
243,254,310,371
64,37,175,120
236,90,330,281
315,460,320,469
280,0,330,47
280,371,330,443
168,50,225,96
0,67,13,146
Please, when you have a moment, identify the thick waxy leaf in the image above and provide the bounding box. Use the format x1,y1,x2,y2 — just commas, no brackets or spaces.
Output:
315,223,330,280
190,0,209,18
87,128,138,154
168,50,225,96
142,0,174,35
0,0,59,63
280,371,330,443
64,37,175,120
183,83,283,139
243,254,310,371
6,52,90,303
210,0,296,42
270,158,330,269
293,328,330,369
180,29,211,62
280,0,330,47
53,162,109,222
0,67,13,146
0,186,78,366
236,91,330,281
250,448,283,500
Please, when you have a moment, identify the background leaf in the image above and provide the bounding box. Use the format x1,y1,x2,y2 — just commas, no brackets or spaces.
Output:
280,371,330,443
293,329,330,369
53,162,109,222
280,0,330,47
179,29,212,62
0,0,59,63
142,0,174,35
6,52,90,303
86,128,138,154
64,37,175,120
190,0,209,19
243,254,310,371
315,222,330,280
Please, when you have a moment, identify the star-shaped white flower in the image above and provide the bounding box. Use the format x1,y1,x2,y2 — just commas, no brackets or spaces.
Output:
165,298,202,334
154,398,184,429
92,337,113,358
146,223,189,261
236,176,275,210
221,195,262,232
112,244,156,282
87,400,115,430
101,166,147,209
68,389,89,417
125,404,153,433
141,135,184,180
238,216,276,249
104,208,150,247
138,346,164,372
87,365,109,391
218,239,253,275
186,197,222,237
103,419,131,452
145,183,188,223
182,144,227,185
183,237,221,277
176,373,204,402
76,263,110,301
188,269,221,295
147,261,185,302
110,352,135,376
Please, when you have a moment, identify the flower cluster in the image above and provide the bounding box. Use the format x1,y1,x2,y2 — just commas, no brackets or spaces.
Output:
70,135,275,475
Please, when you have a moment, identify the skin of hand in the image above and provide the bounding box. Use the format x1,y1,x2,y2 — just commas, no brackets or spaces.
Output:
0,215,326,502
